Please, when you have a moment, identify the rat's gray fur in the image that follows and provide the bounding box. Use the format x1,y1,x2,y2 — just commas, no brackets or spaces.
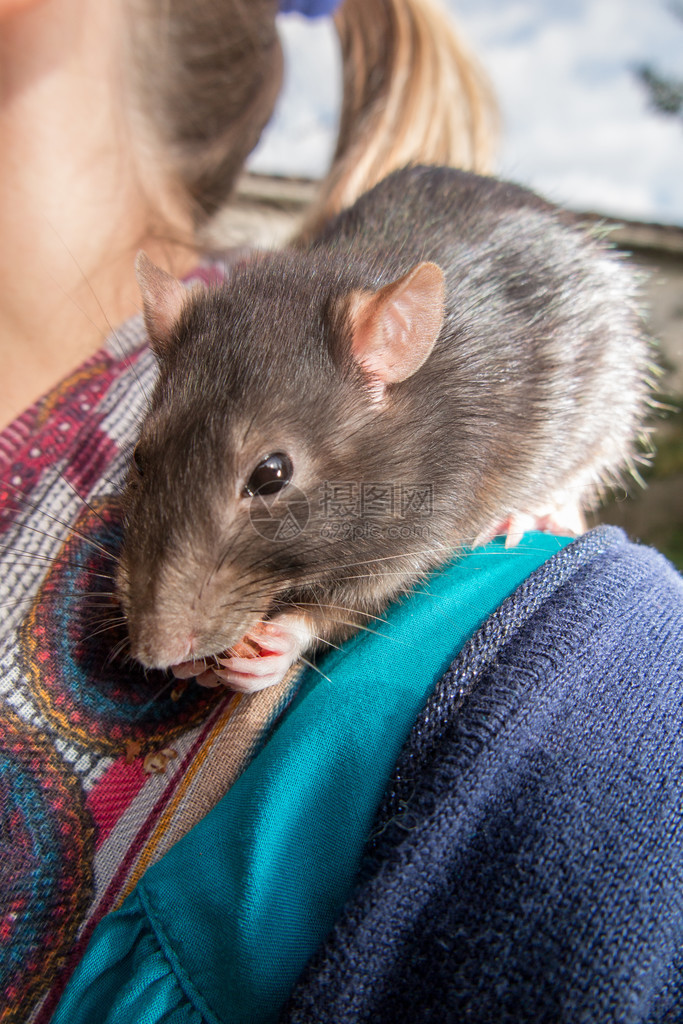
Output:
119,166,653,669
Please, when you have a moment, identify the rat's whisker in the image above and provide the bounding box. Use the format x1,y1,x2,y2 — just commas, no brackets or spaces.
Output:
9,519,120,563
0,597,43,613
207,532,245,591
79,619,130,645
107,635,132,665
54,468,112,531
293,600,391,625
131,676,178,717
310,634,342,651
77,619,128,640
303,614,408,646
75,605,125,621
306,546,452,574
73,611,124,626
0,547,117,579
42,216,151,407
299,656,331,683
219,571,287,605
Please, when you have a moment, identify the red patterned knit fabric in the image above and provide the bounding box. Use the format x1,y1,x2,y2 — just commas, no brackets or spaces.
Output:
0,266,302,1024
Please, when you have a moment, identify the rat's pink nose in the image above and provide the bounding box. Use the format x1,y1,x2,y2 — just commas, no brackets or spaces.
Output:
128,626,196,670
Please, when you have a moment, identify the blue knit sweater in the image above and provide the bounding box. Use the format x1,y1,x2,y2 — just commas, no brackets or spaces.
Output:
281,526,683,1024
51,527,683,1023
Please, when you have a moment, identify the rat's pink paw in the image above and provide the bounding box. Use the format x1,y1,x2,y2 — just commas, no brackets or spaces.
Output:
474,502,585,549
172,615,312,694
214,617,312,693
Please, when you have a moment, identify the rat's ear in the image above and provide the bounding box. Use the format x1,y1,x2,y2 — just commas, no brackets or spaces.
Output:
135,251,190,357
346,262,445,402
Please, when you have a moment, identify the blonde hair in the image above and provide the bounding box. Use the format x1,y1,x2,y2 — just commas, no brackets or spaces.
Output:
126,0,283,225
126,0,499,234
302,0,500,237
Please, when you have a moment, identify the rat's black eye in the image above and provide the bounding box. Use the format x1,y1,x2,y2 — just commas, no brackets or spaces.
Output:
244,453,293,496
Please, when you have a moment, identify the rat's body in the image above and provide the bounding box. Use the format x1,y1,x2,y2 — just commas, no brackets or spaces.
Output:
118,165,652,691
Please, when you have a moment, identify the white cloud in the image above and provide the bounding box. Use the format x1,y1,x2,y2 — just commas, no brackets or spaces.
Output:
448,0,683,222
250,0,683,225
248,14,340,179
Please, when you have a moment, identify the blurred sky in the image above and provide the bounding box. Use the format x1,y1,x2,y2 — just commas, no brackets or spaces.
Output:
249,0,683,226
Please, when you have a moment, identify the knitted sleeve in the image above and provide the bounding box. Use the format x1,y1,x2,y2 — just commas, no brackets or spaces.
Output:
282,527,683,1024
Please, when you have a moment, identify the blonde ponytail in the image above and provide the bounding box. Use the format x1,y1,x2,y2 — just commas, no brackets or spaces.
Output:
126,0,498,238
298,0,500,239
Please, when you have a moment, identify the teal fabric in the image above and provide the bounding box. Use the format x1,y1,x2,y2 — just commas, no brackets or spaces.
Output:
53,533,571,1024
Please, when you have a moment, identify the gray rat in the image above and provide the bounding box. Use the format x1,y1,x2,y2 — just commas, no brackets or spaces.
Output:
117,165,652,692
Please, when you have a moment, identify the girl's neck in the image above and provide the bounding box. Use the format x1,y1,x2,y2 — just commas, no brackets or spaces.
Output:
0,0,196,429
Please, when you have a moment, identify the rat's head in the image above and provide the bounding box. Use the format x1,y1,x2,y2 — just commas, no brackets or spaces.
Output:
118,251,445,670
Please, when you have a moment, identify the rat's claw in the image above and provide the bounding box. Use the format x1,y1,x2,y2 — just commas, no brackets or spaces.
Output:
245,618,312,656
212,652,294,693
503,512,537,549
171,614,314,694
474,502,585,549
472,514,532,549
213,615,312,693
